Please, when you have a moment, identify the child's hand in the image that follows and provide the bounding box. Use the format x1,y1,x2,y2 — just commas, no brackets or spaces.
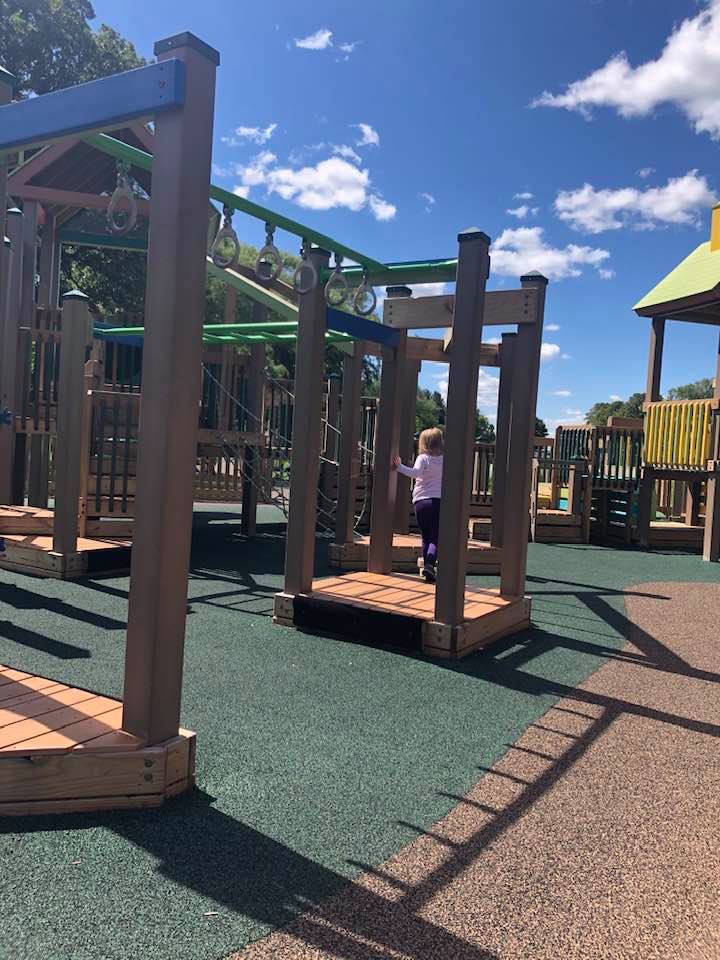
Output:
391,455,401,470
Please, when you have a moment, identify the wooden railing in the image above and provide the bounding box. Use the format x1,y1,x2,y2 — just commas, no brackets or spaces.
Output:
644,399,717,469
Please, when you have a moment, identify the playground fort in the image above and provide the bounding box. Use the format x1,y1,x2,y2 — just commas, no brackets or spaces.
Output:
0,34,718,816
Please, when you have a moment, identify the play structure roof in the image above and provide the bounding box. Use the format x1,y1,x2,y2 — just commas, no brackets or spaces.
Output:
634,240,720,324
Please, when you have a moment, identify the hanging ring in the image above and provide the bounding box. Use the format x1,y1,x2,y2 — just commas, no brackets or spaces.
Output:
292,240,318,294
324,256,349,307
352,273,377,316
255,222,283,281
212,225,240,268
107,174,137,236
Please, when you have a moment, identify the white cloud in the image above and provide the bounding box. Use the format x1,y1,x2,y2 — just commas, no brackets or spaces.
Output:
552,389,572,396
368,194,397,221
546,322,561,332
532,1,720,139
232,185,250,199
554,171,715,233
353,123,380,147
610,394,622,401
409,282,448,298
541,343,561,361
638,167,655,179
212,163,234,178
435,368,500,415
515,191,534,200
561,353,572,360
563,408,584,419
486,336,502,344
421,192,436,212
295,28,333,50
223,123,277,147
332,144,362,164
491,226,610,281
598,268,616,280
507,205,531,219
338,41,359,56
233,152,396,219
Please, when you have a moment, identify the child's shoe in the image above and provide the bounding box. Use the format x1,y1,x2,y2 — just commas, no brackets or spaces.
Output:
421,560,436,583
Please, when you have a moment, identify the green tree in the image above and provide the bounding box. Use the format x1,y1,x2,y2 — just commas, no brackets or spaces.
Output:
0,1,144,96
415,388,445,433
475,413,495,441
586,391,644,426
667,378,714,400
535,416,548,438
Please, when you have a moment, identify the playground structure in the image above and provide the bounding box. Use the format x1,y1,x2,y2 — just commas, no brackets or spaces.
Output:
274,236,548,658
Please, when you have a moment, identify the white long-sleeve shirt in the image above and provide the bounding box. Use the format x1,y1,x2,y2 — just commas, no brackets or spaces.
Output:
397,453,443,503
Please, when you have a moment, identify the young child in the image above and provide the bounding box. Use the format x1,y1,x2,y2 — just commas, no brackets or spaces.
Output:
392,427,443,583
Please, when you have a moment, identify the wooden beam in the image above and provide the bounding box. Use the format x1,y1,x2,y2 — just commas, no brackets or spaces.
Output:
645,317,665,403
364,337,500,366
122,34,219,747
283,248,331,594
394,359,420,534
435,231,491,629
383,288,538,330
0,209,23,505
491,333,516,548
368,333,408,573
241,328,265,537
703,474,720,562
499,275,548,599
10,184,151,216
334,344,365,546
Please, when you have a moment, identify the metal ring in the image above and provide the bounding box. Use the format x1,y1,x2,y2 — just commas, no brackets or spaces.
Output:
255,243,284,281
211,225,240,268
324,269,350,307
352,278,377,317
292,258,318,295
107,186,137,236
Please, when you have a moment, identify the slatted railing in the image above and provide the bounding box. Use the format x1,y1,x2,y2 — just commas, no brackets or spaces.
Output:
644,399,716,469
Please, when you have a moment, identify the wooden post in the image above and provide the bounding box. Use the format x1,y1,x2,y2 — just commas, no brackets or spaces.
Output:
567,459,584,515
491,332,516,548
368,332,408,573
645,317,665,403
0,70,13,308
685,480,701,526
434,230,491,626
499,274,547,600
122,33,219,746
324,375,341,462
52,291,92,554
334,343,364,546
703,474,720,562
0,208,23,505
241,318,265,537
283,247,331,595
394,358,420,535
30,211,58,508
637,468,653,548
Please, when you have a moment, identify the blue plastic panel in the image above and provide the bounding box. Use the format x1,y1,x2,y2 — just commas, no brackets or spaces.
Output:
326,307,400,348
0,60,185,153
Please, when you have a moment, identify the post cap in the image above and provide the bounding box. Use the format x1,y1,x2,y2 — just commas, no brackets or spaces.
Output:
386,285,413,298
62,289,89,302
520,271,549,285
0,67,17,91
6,207,22,216
3,236,10,247
457,228,491,244
154,33,220,65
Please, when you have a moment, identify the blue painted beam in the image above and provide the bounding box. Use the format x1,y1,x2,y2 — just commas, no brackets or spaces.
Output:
326,306,400,348
0,60,185,154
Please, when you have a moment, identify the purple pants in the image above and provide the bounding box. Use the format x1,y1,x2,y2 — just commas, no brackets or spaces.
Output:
415,498,440,564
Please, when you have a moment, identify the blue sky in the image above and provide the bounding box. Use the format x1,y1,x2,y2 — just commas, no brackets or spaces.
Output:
93,0,720,426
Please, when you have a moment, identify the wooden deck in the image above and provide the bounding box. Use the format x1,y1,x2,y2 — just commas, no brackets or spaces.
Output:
0,505,54,535
274,571,531,658
328,534,501,574
0,533,131,578
648,520,705,549
0,665,195,815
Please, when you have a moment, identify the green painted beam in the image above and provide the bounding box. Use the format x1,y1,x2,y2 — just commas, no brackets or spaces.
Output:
85,133,386,272
206,258,299,322
323,257,458,287
59,229,147,252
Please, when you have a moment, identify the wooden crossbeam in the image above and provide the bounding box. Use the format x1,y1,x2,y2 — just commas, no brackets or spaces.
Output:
383,288,539,330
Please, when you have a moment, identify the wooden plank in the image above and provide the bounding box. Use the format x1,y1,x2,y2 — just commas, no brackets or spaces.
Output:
0,794,164,816
2,705,123,754
384,288,537,330
0,697,120,750
0,687,96,729
0,683,68,709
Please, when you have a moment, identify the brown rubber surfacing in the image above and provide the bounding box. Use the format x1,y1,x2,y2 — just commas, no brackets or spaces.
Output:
234,581,720,960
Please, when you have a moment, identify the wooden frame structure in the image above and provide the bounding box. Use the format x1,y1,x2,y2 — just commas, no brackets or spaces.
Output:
274,231,547,658
634,203,720,562
0,31,220,814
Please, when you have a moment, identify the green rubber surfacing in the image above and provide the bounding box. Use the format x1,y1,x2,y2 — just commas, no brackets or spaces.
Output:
0,528,717,960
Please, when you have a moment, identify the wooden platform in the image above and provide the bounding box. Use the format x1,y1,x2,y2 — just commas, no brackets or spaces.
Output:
0,505,54,535
0,534,131,578
532,508,585,544
328,534,501,574
274,571,531,658
647,520,705,550
0,665,195,815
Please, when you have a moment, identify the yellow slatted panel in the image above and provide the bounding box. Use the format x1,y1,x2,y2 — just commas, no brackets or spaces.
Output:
645,400,713,467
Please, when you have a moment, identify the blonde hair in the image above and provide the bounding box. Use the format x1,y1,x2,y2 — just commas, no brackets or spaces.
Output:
419,427,444,455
